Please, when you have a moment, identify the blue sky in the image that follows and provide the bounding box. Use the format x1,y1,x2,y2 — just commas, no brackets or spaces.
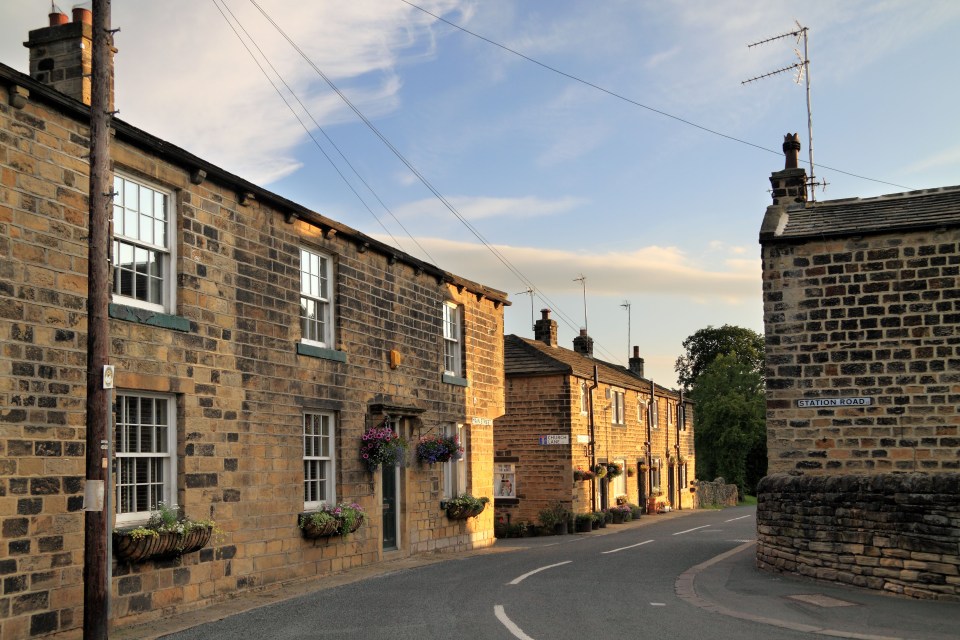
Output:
3,1,959,387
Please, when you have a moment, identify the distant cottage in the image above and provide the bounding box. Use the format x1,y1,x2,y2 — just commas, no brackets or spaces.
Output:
757,133,960,599
0,9,508,637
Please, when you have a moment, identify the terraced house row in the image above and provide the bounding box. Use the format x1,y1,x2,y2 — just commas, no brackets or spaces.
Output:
0,9,507,638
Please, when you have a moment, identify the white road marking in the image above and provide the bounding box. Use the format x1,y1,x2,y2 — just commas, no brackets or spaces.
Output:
672,525,711,536
508,561,572,585
725,514,752,522
601,539,654,554
650,602,667,606
495,605,536,640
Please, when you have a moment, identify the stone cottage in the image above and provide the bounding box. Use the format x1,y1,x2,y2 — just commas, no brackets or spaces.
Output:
0,9,507,638
494,310,695,527
757,133,960,599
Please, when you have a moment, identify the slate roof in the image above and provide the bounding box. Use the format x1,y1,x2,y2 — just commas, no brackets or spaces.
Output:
762,185,960,243
504,335,678,397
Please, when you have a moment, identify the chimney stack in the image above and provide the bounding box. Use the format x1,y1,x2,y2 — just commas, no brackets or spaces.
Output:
628,346,645,377
769,133,807,205
24,6,114,109
534,308,558,347
572,328,594,357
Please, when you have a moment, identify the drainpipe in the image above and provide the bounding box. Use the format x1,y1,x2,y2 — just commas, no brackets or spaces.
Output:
647,379,654,511
588,365,599,513
676,390,683,510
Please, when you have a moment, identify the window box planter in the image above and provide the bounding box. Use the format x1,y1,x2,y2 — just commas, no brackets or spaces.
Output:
299,503,365,539
113,525,212,563
442,494,489,520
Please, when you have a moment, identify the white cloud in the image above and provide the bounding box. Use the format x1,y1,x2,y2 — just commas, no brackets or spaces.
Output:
392,195,586,222
900,146,960,176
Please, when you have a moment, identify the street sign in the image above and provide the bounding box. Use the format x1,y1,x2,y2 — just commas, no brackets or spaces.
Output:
539,434,570,445
797,397,874,408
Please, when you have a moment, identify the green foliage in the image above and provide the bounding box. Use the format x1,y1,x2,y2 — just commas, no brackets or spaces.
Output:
675,325,765,390
537,501,570,530
117,502,220,546
690,354,767,497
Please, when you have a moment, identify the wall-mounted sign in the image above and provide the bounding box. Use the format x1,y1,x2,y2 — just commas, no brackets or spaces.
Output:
797,397,874,408
577,434,590,444
471,417,493,426
539,434,569,445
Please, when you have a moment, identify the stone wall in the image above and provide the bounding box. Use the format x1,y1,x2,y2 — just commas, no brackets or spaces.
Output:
0,77,504,638
756,473,960,600
762,228,960,475
695,479,738,508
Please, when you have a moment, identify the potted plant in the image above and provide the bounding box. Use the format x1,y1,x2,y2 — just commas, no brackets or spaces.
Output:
299,502,365,539
574,513,593,533
360,423,407,472
592,463,608,480
629,504,643,520
113,502,218,563
415,433,463,465
626,465,636,477
443,493,489,520
537,501,570,535
605,462,623,479
592,511,605,529
609,504,631,524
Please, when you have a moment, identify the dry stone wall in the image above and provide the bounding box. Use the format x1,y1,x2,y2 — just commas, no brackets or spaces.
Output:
756,473,960,600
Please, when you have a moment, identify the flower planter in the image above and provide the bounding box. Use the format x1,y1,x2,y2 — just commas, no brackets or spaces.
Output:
446,503,485,520
610,510,625,524
575,518,593,533
345,514,364,533
300,518,339,539
113,526,212,563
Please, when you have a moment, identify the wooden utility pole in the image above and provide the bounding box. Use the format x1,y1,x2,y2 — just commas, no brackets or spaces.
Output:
84,0,113,637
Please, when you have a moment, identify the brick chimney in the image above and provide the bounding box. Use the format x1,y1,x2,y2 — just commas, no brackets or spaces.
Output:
628,346,644,377
769,133,807,205
534,308,558,347
572,329,593,357
24,7,115,109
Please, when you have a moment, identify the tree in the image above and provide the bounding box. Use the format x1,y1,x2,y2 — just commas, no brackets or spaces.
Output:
675,324,764,390
690,354,766,497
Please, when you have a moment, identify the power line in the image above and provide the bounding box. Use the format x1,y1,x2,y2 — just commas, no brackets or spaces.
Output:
399,0,913,193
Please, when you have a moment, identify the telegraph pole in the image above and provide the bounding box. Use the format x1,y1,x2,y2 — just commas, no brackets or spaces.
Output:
84,0,113,637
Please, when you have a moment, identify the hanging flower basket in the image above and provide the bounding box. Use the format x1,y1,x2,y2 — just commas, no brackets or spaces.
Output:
360,424,407,472
415,433,463,465
443,494,489,520
605,462,623,479
592,464,608,479
626,466,636,477
573,467,595,482
112,503,216,563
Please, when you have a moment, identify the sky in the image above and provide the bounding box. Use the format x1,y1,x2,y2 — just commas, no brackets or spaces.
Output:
3,1,959,388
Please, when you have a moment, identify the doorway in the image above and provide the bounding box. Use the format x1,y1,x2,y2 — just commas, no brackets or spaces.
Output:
382,465,399,550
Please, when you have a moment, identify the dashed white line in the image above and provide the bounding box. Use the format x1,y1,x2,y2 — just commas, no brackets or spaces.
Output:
495,605,535,640
672,525,711,536
601,539,654,554
725,514,752,523
507,561,572,585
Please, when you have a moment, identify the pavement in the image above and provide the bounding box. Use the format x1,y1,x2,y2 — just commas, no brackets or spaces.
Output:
115,508,960,640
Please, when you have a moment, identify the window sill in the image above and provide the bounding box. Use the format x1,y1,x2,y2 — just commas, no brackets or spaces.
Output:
109,303,190,332
442,373,468,387
297,343,347,363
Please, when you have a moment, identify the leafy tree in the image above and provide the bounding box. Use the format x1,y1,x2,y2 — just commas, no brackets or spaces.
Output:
690,354,766,497
675,324,764,390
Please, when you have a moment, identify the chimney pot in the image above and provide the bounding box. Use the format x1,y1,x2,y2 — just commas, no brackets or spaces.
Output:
49,12,69,26
628,346,645,377
72,8,93,25
782,133,801,169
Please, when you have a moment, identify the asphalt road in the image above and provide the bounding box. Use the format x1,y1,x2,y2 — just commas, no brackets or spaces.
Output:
162,506,821,640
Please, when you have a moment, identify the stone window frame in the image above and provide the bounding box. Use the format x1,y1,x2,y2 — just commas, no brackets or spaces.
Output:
650,456,662,493
114,391,177,525
299,247,335,349
580,381,589,416
610,388,625,425
442,301,463,378
112,173,176,314
303,411,336,510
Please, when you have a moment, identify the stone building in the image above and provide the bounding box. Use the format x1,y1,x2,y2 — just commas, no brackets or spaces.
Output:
757,134,960,599
0,9,507,638
494,310,695,527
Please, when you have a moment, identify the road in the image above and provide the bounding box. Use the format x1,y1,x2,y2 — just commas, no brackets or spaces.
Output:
162,506,827,639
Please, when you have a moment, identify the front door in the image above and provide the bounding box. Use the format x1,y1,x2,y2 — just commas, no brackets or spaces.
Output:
382,465,398,549
668,464,676,508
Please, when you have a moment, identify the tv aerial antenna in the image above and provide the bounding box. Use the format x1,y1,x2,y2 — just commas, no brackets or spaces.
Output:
620,300,631,360
574,274,588,332
743,20,825,201
515,287,535,331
